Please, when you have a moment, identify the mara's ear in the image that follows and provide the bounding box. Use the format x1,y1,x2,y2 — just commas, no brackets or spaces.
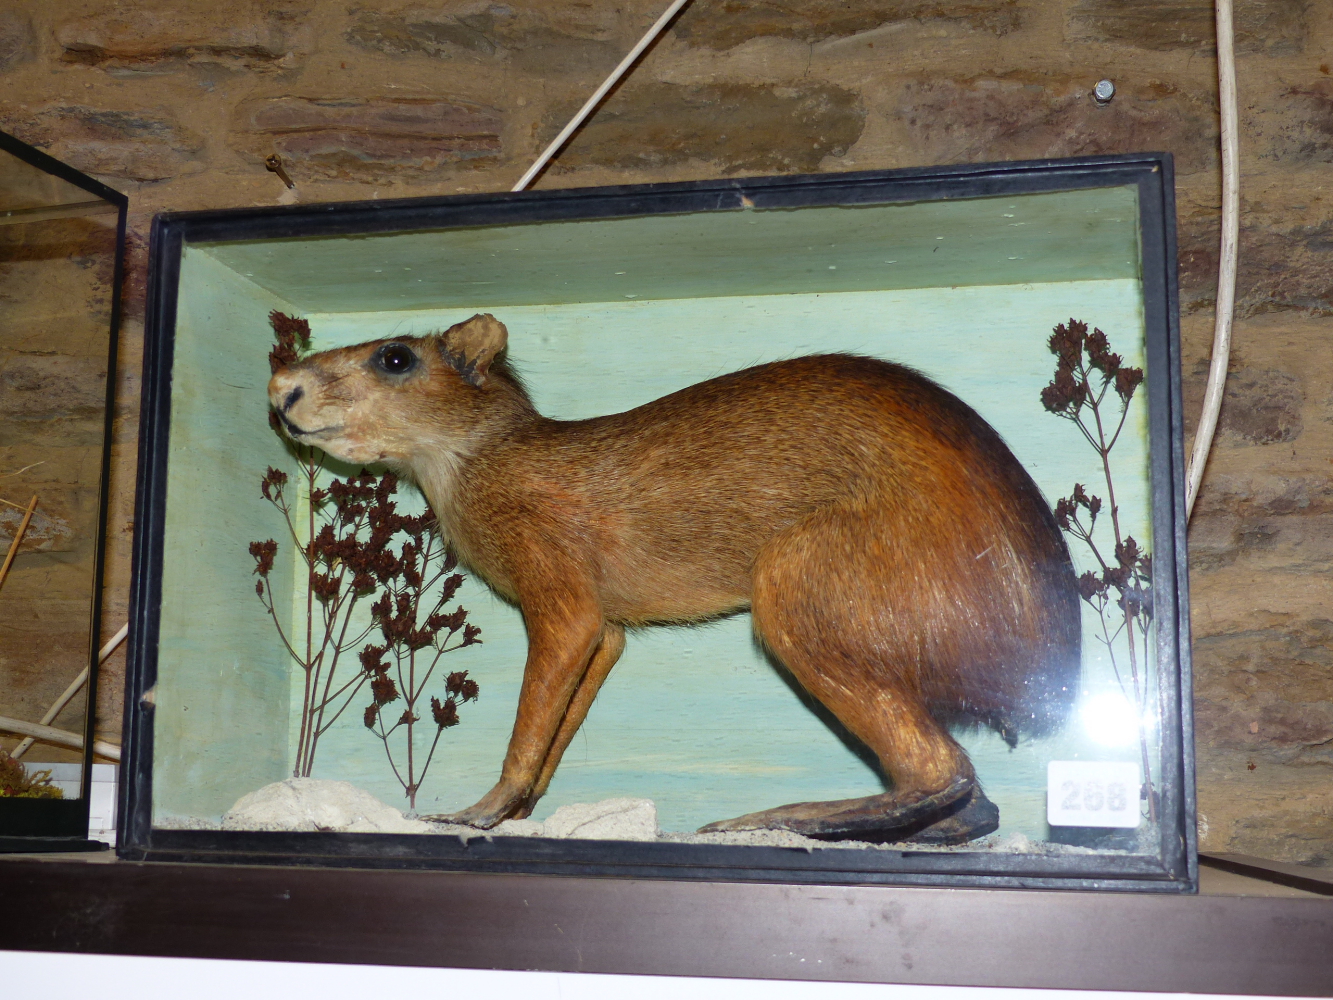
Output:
439,313,508,387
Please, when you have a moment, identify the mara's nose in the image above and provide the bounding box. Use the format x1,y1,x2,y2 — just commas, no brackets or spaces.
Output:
267,369,303,410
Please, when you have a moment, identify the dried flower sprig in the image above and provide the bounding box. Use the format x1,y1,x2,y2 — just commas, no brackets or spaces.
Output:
360,519,482,811
251,311,481,797
251,465,409,776
1042,319,1156,823
268,310,311,374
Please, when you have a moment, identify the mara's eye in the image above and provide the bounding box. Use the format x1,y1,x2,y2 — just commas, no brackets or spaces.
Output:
374,343,418,375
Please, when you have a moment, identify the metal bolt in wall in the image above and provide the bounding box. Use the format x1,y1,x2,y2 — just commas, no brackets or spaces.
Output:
1093,79,1116,105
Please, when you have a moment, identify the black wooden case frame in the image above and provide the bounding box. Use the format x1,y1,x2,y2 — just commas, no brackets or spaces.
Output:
122,153,1195,892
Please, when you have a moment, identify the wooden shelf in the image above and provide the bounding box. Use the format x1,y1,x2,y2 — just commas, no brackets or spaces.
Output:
2,851,1331,994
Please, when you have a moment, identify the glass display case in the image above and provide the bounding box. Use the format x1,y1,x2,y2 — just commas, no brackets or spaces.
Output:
123,154,1194,890
0,130,125,851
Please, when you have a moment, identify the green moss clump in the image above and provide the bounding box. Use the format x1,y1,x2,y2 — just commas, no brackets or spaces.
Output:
0,749,65,799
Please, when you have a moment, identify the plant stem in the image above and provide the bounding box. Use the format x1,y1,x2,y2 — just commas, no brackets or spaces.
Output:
1124,610,1158,823
1090,388,1156,821
1080,374,1123,550
1075,356,1155,823
301,452,316,774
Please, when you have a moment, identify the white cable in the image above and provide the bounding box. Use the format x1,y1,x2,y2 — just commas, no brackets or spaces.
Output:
10,622,128,760
1186,0,1240,520
511,0,693,192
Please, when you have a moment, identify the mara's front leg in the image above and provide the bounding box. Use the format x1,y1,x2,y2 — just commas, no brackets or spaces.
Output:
512,622,626,818
440,586,605,829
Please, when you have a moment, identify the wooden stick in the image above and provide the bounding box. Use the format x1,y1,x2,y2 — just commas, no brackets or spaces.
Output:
0,494,37,593
10,623,129,760
510,0,694,192
0,713,121,762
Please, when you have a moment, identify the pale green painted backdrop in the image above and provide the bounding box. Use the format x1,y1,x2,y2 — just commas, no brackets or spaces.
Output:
154,249,298,821
299,281,1152,837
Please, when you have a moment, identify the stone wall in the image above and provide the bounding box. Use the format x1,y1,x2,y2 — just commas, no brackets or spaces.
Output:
1,0,1329,863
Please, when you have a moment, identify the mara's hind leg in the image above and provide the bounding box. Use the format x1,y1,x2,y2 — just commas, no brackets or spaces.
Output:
699,662,976,836
701,505,984,839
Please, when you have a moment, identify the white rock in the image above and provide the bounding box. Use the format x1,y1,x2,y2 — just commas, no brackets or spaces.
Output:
988,832,1036,854
541,797,658,841
491,818,545,837
222,778,432,834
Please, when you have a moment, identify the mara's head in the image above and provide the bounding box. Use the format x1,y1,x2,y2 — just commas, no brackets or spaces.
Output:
267,313,525,468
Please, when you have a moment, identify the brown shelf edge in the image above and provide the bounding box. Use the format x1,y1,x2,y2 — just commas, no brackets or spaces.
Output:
2,853,1332,995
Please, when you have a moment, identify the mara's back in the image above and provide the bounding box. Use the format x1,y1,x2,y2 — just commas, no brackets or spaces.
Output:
481,356,1050,538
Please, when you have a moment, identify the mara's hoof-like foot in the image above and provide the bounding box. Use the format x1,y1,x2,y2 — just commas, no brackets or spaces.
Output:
422,811,494,829
421,807,502,829
423,785,528,829
898,785,1000,846
698,776,972,837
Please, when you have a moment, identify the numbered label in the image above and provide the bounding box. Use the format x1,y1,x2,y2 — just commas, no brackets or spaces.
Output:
1047,761,1140,828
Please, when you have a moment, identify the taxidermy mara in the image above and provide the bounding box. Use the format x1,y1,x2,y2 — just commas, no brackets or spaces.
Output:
268,313,1080,844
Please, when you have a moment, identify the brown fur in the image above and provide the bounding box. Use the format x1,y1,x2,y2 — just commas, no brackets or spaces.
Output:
269,314,1080,837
